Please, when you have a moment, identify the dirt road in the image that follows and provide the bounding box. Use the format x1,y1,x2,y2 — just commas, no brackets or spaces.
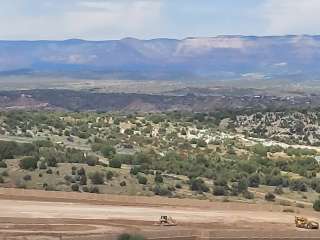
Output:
0,188,320,240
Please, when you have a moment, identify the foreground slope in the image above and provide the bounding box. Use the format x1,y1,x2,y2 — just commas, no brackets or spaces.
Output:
0,188,319,240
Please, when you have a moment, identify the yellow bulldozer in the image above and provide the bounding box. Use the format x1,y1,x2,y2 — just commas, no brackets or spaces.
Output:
154,216,177,226
295,216,319,229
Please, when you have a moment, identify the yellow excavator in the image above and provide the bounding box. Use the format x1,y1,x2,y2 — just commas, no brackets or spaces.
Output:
154,216,177,226
295,216,319,229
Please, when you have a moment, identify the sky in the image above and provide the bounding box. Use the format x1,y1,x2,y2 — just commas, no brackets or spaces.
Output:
0,0,320,40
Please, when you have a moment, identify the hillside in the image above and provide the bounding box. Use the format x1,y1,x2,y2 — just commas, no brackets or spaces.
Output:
1,35,320,80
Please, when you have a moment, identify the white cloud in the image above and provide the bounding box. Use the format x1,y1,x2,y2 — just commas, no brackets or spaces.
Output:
0,0,163,40
261,0,320,35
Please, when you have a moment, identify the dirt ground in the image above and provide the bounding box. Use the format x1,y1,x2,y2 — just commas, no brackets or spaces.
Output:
0,188,320,240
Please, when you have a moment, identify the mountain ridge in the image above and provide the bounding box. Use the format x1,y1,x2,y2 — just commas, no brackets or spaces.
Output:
1,35,320,80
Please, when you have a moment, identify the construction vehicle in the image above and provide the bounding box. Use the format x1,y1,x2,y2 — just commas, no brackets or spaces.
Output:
295,216,319,229
154,216,177,226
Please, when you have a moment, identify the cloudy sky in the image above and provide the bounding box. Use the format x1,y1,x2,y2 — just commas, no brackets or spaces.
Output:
1,0,319,40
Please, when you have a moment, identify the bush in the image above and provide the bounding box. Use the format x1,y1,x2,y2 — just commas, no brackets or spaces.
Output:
213,186,228,196
274,186,284,195
109,159,122,168
175,182,182,189
86,155,98,166
23,175,32,181
79,175,87,185
265,192,276,201
153,185,172,196
106,171,114,180
77,167,86,176
101,145,116,158
46,169,53,174
242,191,254,199
190,178,209,193
46,156,57,167
0,176,4,183
289,179,308,192
130,166,140,175
155,173,164,183
90,171,105,184
39,161,47,170
248,174,260,188
71,183,79,192
137,174,148,185
90,186,100,193
238,178,248,193
0,161,7,168
120,181,127,187
19,157,38,170
313,199,320,211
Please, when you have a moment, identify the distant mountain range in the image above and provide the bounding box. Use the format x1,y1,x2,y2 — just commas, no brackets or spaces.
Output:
1,35,320,80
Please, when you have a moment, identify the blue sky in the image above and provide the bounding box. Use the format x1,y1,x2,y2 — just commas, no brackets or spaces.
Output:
0,0,319,40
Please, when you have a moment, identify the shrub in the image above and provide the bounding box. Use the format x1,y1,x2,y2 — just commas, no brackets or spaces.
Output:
23,175,32,181
137,174,148,185
274,186,284,195
109,159,122,168
120,181,127,187
101,145,116,158
90,171,105,184
71,183,79,192
238,178,248,193
106,171,114,180
0,161,7,168
289,179,308,192
153,185,172,196
0,176,4,183
82,186,89,192
154,173,164,183
39,161,47,169
77,167,86,176
175,182,182,189
46,156,57,167
90,186,100,193
265,192,276,201
86,155,98,166
313,199,320,211
1,171,8,177
243,191,254,199
46,169,53,174
79,175,87,185
130,166,140,175
190,178,209,193
19,157,38,170
248,174,260,188
213,186,228,196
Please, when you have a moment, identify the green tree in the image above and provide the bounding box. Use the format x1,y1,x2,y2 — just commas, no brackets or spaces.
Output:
101,145,116,158
89,171,105,184
313,199,320,211
19,157,38,170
